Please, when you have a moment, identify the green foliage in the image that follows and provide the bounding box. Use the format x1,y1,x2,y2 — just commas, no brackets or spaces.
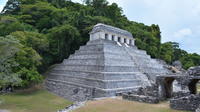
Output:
17,68,42,87
11,31,49,54
0,36,21,88
160,42,174,63
48,24,80,63
0,89,72,112
180,53,200,69
13,44,43,88
127,22,161,58
0,16,24,36
15,47,42,69
0,35,43,88
0,0,200,90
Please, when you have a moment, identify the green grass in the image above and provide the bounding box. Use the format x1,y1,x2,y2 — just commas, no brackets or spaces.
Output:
0,87,72,112
74,98,188,112
0,85,195,112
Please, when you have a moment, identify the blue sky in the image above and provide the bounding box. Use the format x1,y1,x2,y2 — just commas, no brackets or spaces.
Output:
1,0,200,54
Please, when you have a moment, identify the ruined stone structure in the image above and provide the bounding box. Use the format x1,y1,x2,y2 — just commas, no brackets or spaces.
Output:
170,94,200,111
45,23,172,101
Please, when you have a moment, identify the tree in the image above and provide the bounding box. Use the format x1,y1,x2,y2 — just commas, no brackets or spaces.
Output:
0,36,21,89
0,35,43,89
0,16,24,36
0,0,199,89
160,42,174,63
10,31,49,55
15,46,43,87
19,1,57,31
48,24,80,63
84,0,109,16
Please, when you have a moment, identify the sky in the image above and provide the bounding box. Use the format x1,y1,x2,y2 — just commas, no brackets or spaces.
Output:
0,0,199,54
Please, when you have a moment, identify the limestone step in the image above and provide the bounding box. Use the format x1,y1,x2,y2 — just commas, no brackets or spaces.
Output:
46,75,141,89
62,59,135,66
77,46,102,51
74,50,123,56
52,64,139,72
45,79,140,93
49,71,104,80
128,47,147,55
76,47,127,55
68,53,132,60
79,43,124,51
48,71,140,80
129,53,151,59
86,39,116,46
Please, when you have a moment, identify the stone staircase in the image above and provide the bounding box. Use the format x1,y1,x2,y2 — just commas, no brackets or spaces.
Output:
45,39,171,101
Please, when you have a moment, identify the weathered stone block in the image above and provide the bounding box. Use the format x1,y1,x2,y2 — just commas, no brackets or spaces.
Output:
170,94,200,111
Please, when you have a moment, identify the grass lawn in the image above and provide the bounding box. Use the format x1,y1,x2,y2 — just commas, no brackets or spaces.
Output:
0,86,72,112
0,86,194,112
74,98,188,112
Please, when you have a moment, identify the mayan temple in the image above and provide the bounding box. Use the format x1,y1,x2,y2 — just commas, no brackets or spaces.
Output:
45,23,172,101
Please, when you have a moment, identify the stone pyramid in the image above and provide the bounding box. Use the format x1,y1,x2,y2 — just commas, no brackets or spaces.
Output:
45,23,171,101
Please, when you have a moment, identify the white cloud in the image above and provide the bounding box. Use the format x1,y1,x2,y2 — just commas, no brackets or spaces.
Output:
173,28,192,39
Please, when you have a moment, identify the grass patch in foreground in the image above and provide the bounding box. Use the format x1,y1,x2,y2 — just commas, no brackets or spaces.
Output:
0,87,72,112
74,98,188,112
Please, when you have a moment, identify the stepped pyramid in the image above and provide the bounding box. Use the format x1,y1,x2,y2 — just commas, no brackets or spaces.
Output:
45,23,172,101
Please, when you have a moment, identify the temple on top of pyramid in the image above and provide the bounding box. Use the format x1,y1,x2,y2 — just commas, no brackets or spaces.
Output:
89,23,135,45
45,23,173,101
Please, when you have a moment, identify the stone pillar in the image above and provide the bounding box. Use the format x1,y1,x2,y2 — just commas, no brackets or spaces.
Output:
100,32,105,39
114,35,118,42
127,39,130,44
132,39,135,45
121,37,124,43
90,33,99,41
130,39,135,46
108,34,112,40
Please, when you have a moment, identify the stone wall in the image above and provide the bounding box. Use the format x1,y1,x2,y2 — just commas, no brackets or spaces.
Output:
45,80,94,101
170,94,200,111
122,85,160,104
122,93,159,104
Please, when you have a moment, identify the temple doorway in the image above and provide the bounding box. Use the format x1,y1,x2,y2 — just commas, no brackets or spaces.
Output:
163,77,175,98
188,79,200,94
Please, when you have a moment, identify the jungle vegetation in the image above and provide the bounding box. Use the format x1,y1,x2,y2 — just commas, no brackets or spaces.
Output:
0,0,199,89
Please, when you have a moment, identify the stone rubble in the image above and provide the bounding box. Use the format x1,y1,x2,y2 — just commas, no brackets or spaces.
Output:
170,94,200,111
122,85,160,104
188,66,200,76
196,105,200,112
0,87,12,94
122,93,159,104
